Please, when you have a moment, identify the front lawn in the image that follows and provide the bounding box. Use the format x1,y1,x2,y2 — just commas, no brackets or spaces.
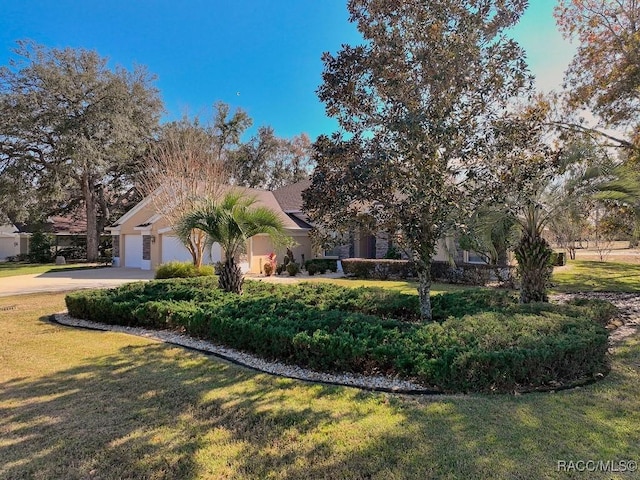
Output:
304,276,472,295
0,292,638,479
0,262,102,278
552,260,640,293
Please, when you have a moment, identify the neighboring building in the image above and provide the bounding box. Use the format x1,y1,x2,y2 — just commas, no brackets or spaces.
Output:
0,224,30,261
107,185,314,273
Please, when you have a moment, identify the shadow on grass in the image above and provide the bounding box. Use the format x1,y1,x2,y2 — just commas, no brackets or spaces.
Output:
1,322,639,479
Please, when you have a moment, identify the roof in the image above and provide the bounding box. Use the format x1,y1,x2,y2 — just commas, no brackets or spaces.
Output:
225,185,309,230
272,180,311,212
113,183,312,232
48,215,87,235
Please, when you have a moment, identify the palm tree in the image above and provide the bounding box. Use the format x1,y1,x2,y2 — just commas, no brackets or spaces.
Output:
595,163,640,246
176,191,290,294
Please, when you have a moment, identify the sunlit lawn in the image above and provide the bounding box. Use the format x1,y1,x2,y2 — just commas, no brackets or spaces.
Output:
552,260,640,293
1,292,638,479
305,277,477,295
0,262,102,278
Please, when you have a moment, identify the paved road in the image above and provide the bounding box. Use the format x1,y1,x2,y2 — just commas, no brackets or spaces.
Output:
0,267,154,297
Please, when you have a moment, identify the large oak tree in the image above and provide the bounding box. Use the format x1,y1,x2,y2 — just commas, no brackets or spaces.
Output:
0,41,163,261
304,0,532,320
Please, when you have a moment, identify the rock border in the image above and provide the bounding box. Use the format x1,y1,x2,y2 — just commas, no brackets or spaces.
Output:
51,312,441,395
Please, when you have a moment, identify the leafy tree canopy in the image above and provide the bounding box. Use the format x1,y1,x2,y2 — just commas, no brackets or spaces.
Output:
0,40,163,260
555,0,640,137
304,0,532,319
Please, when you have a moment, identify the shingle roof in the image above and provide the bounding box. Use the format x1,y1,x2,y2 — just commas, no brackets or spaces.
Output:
272,180,311,212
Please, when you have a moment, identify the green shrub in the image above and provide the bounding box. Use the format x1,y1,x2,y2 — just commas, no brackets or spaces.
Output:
286,262,300,276
155,261,215,279
65,279,611,393
305,258,338,275
29,231,53,263
341,258,415,279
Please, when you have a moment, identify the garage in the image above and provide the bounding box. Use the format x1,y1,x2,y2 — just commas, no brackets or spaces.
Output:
0,235,18,261
161,235,193,264
161,235,224,265
124,235,143,268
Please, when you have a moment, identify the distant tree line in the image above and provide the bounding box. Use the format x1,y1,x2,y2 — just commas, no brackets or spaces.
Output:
0,41,313,262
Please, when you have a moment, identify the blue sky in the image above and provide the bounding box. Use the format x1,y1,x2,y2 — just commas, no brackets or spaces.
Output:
0,0,575,140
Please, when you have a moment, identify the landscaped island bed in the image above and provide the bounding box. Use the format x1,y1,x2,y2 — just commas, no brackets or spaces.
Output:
65,278,614,393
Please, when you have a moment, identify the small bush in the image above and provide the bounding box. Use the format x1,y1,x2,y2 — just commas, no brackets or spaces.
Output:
286,262,300,276
155,261,215,279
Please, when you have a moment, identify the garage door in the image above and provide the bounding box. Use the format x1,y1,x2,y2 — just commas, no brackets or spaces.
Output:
0,237,17,261
161,236,193,264
124,235,143,268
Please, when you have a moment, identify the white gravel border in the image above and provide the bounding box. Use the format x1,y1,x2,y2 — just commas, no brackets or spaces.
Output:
53,312,436,394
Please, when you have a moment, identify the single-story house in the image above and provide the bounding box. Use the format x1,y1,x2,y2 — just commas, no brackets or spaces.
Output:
0,224,30,261
108,180,460,273
107,184,315,273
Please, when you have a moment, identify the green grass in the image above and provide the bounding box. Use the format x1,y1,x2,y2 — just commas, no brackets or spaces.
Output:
304,276,474,296
1,292,638,479
553,260,640,293
0,262,103,278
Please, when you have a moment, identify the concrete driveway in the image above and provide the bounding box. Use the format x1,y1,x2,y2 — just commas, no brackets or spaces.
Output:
0,267,155,297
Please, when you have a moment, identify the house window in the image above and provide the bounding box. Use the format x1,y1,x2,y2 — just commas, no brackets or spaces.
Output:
466,250,487,264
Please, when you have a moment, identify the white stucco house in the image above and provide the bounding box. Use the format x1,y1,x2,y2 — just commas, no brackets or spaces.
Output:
0,224,30,261
107,184,315,273
108,180,456,272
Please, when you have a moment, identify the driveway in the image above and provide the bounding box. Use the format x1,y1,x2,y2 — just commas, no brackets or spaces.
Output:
0,267,155,297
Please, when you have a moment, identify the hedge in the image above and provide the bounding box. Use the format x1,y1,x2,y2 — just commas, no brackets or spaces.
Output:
65,279,611,393
155,261,215,279
304,258,339,275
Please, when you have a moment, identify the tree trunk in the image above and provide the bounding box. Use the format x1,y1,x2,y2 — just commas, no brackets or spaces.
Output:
219,257,244,294
82,172,100,263
416,261,433,321
514,232,552,303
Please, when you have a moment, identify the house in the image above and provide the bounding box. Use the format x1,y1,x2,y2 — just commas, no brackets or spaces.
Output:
108,184,314,273
109,180,462,272
0,224,30,261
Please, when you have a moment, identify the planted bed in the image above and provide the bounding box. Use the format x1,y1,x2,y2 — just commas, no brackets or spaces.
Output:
65,278,613,393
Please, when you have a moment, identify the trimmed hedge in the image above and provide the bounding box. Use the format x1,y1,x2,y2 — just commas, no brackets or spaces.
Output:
305,258,339,275
65,279,610,393
341,258,415,279
155,261,215,279
341,258,516,286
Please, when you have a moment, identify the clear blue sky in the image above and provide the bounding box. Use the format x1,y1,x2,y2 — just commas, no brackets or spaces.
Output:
0,0,574,140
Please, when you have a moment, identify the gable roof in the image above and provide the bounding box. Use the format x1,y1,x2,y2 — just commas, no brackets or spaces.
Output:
272,180,311,212
112,183,312,232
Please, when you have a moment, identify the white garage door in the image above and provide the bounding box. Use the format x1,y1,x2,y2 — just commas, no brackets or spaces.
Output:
161,235,224,265
0,237,17,261
124,235,143,268
161,236,193,264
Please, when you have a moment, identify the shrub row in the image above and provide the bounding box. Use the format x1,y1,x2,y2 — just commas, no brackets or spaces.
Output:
304,258,339,275
65,279,611,393
341,258,415,279
341,258,516,286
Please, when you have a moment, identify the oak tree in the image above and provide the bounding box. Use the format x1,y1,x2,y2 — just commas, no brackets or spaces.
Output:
0,41,162,261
